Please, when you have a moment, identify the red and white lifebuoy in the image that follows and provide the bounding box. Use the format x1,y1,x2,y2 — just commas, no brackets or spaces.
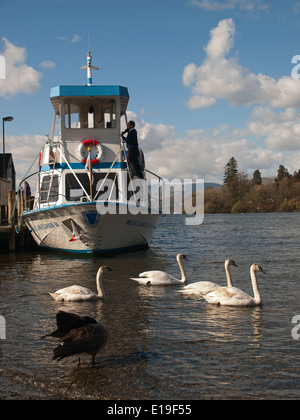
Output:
78,139,104,165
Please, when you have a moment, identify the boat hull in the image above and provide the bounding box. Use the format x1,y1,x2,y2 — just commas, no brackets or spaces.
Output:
23,202,162,254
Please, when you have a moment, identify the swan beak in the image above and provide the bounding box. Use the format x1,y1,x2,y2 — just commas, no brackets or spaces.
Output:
101,266,113,271
183,255,189,261
232,261,238,267
259,266,266,274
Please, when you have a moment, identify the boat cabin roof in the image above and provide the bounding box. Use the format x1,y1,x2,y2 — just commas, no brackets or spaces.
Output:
50,85,130,113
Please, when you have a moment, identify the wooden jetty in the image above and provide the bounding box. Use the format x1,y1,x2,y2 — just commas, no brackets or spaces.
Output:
0,186,36,251
0,155,35,251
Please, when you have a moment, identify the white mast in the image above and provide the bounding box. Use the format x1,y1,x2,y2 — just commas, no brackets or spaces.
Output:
81,52,99,86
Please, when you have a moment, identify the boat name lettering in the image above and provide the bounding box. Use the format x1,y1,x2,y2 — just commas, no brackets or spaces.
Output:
36,222,60,230
125,220,154,229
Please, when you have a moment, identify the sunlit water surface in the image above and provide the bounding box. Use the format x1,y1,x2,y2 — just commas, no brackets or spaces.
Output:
0,213,300,399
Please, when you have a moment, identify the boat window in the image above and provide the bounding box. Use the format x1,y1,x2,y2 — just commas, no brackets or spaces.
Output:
64,100,116,129
65,173,119,201
40,175,59,203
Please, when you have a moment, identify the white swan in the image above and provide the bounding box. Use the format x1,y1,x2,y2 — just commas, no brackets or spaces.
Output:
202,263,266,307
131,253,188,285
180,259,238,295
49,266,112,302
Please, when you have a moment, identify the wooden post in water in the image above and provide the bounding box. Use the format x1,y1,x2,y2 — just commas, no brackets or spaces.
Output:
8,190,15,227
17,190,21,227
7,191,16,250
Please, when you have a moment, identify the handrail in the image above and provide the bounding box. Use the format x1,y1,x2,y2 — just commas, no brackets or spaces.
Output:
58,147,92,202
93,149,122,201
145,169,164,182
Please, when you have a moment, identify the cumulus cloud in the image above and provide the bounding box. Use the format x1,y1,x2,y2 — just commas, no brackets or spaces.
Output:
5,134,46,185
0,38,42,98
183,18,300,109
131,113,283,182
247,107,300,151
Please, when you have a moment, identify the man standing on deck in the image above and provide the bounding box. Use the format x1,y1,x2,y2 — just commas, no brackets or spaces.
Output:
121,121,143,179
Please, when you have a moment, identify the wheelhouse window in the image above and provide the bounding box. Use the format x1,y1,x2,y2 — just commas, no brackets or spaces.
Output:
65,173,119,201
40,175,59,203
64,99,116,129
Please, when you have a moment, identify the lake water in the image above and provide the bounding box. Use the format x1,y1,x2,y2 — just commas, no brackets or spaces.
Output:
0,212,300,400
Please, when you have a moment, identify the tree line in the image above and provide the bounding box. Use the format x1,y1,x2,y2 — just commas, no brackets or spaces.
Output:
204,157,300,213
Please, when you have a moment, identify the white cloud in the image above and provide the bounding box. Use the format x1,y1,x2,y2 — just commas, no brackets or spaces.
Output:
132,114,283,182
71,35,81,43
0,38,42,98
5,134,46,186
39,60,56,69
204,18,236,59
247,107,300,151
57,35,81,43
183,18,300,109
190,0,239,10
190,0,269,13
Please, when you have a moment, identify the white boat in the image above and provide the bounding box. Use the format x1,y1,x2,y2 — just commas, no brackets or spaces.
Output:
22,53,162,254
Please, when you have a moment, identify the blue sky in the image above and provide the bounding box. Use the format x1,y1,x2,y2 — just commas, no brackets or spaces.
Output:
1,0,300,184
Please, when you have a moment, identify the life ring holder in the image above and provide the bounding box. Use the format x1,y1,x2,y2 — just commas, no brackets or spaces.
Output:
78,139,104,165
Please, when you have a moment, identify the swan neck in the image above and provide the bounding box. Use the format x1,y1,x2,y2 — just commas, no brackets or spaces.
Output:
96,269,105,298
250,266,261,304
177,256,186,283
225,262,233,287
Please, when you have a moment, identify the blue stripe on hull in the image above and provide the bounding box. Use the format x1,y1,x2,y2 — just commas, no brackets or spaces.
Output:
40,242,148,255
40,162,127,172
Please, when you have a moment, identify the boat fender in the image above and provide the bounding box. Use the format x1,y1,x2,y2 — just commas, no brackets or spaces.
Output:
78,139,104,165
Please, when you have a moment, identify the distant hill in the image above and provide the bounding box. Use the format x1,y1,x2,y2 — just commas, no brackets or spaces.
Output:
204,182,221,189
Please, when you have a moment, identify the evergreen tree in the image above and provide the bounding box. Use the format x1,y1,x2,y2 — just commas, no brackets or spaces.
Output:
276,165,289,181
252,169,262,185
223,157,238,185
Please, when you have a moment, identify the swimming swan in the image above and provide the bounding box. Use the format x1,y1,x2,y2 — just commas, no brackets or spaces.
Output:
131,253,188,285
49,266,112,302
180,259,238,295
202,263,266,307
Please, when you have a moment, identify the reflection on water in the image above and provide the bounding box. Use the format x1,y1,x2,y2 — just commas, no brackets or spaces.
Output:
1,213,300,399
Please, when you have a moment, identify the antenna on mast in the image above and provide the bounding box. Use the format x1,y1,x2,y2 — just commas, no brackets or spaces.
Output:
81,52,99,86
